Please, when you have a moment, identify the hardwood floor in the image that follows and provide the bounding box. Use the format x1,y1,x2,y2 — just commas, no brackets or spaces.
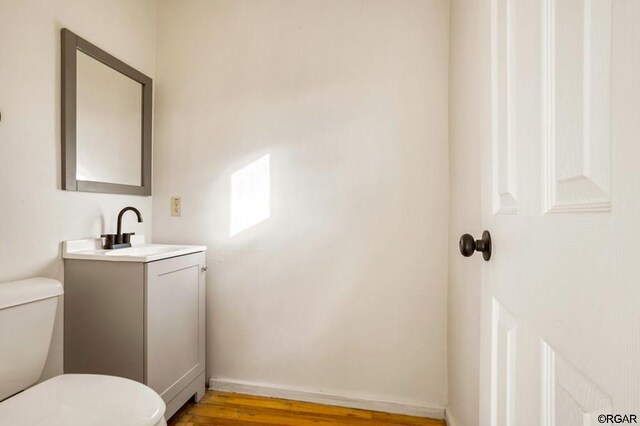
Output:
168,391,446,426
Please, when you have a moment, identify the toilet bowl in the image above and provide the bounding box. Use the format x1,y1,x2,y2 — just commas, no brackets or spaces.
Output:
0,278,166,425
0,374,166,426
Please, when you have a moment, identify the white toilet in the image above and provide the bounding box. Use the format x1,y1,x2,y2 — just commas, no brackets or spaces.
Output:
0,277,167,426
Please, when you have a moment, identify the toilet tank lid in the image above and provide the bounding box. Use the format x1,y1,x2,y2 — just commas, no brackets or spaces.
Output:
0,278,63,310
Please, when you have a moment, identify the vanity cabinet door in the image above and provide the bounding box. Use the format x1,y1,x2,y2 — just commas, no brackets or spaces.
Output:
145,252,205,404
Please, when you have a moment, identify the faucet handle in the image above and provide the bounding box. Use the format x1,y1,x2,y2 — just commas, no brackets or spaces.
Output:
122,232,136,244
101,234,116,249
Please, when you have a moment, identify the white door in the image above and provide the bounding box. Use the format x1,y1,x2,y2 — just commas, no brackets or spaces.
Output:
478,0,640,425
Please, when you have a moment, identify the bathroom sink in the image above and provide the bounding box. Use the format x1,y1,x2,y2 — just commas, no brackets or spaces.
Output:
62,237,206,263
104,245,181,257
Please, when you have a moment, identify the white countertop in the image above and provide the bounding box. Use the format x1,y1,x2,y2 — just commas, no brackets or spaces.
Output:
63,236,206,263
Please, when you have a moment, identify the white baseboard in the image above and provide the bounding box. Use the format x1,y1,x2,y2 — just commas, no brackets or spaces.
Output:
445,406,459,426
209,378,445,419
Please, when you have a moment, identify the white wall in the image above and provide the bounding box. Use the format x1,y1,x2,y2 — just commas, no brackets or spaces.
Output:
0,0,155,380
447,0,484,424
153,0,450,410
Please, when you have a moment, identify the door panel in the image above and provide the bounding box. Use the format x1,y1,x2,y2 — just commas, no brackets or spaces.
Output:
541,0,612,213
540,341,612,425
146,252,206,403
480,0,640,424
491,299,517,426
492,0,518,215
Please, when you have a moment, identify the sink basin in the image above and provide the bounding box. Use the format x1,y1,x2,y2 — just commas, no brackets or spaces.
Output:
63,237,206,263
104,245,181,257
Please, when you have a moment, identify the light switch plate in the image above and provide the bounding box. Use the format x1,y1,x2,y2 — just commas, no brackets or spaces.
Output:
171,196,182,217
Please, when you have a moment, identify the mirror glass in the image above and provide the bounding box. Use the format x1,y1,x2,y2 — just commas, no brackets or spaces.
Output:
76,50,142,186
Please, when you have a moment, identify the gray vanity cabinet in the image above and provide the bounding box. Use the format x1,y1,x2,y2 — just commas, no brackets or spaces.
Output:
64,251,206,420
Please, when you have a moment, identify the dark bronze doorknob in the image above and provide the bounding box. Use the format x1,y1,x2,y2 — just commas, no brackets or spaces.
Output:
459,230,492,261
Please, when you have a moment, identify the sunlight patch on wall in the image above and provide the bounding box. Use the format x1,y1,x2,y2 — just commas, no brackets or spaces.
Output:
230,154,271,236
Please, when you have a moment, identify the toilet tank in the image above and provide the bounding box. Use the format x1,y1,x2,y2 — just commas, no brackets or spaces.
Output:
0,278,63,401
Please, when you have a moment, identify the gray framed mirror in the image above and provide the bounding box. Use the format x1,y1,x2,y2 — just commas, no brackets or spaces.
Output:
61,28,152,196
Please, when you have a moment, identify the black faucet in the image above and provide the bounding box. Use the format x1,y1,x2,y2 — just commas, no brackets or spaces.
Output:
102,206,143,249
